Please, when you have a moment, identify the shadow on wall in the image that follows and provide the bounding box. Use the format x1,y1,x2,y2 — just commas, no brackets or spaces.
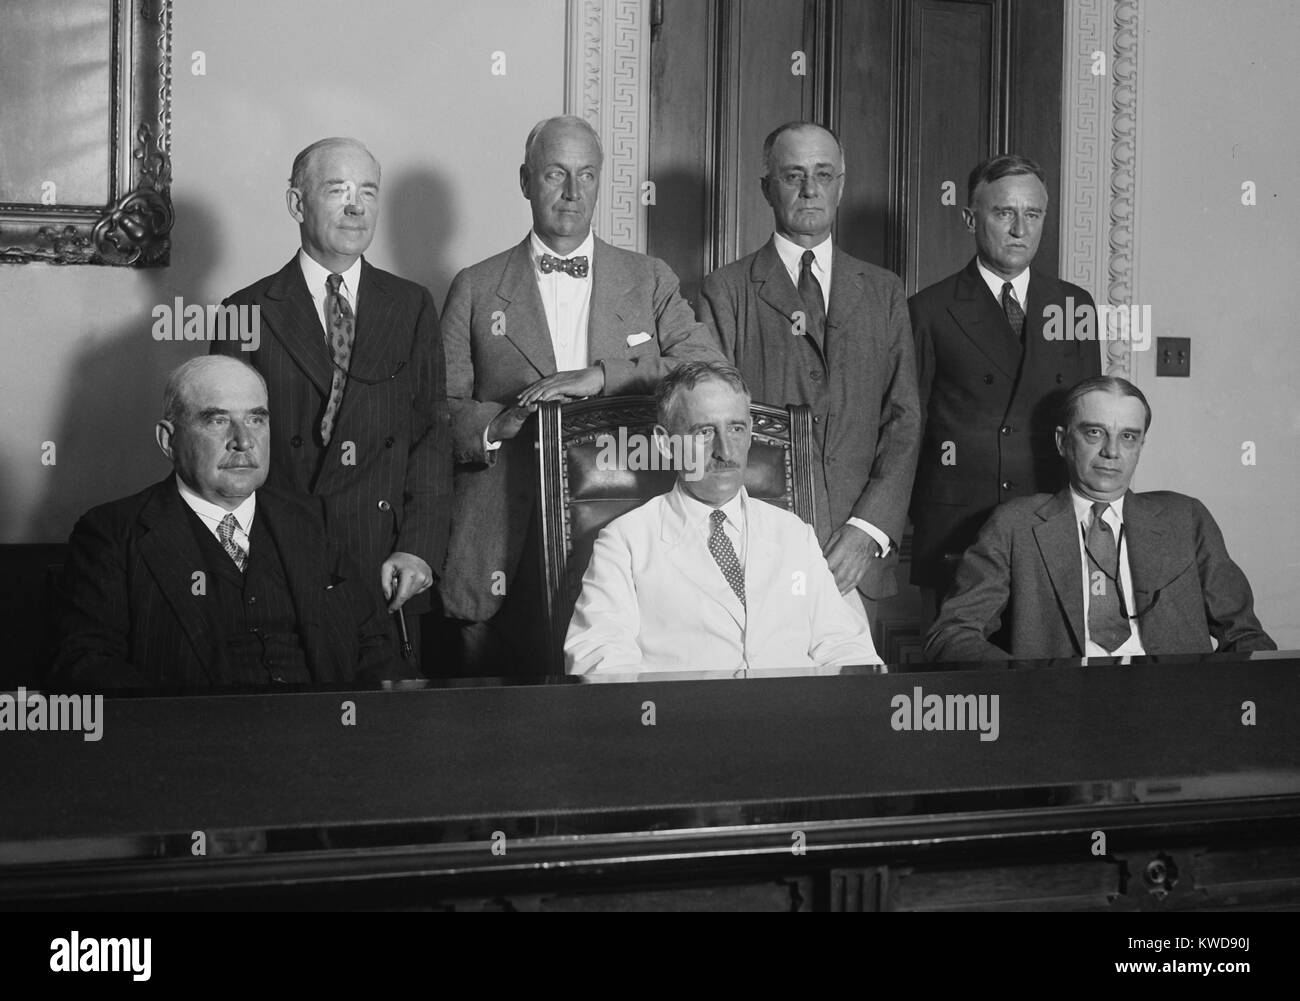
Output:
381,166,459,306
30,195,224,543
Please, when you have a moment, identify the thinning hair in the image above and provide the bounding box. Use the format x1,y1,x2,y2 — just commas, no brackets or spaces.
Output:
162,356,266,425
966,153,1046,206
1060,375,1152,432
522,115,604,173
760,121,845,178
655,361,751,430
289,137,379,190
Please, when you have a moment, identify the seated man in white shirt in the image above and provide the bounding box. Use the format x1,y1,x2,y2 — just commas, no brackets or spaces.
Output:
565,361,882,675
924,376,1275,661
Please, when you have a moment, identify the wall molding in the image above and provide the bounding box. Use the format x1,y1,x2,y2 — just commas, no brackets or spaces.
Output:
564,0,651,252
1059,0,1141,379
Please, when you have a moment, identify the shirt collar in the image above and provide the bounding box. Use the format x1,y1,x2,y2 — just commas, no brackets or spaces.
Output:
670,481,747,535
298,248,362,301
976,257,1030,308
531,229,595,270
773,231,833,279
1070,486,1125,527
176,477,257,532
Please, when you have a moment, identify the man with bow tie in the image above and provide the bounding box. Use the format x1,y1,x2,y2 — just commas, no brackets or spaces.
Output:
215,137,451,668
438,115,723,675
925,376,1275,662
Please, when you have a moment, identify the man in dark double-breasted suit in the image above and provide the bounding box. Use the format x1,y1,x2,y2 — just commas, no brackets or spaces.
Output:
909,154,1101,619
216,137,451,664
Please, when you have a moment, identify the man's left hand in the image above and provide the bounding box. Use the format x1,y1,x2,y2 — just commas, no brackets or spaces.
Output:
516,365,606,406
823,523,881,595
381,552,434,612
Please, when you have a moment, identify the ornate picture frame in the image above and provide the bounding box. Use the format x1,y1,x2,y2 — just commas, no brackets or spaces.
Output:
0,0,174,267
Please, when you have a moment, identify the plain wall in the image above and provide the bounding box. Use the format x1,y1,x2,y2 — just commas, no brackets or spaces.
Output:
0,0,565,543
1131,0,1300,647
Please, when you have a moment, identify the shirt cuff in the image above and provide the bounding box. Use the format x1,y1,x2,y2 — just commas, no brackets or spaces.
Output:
483,425,503,453
847,517,890,557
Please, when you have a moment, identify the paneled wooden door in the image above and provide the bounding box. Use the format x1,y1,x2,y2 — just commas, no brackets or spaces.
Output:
647,0,1065,662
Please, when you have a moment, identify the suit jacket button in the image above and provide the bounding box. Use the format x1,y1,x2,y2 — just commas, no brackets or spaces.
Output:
291,435,304,447
1056,373,1065,384
384,436,395,448
1001,479,1015,491
813,416,822,424
809,369,823,381
1000,425,1013,435
983,374,994,385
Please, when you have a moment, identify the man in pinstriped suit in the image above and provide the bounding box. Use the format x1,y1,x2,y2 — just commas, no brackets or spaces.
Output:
215,138,451,665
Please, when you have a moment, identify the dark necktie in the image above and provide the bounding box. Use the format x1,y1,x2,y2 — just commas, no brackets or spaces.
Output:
798,250,827,343
217,513,248,574
1001,281,1025,341
708,508,745,608
320,272,355,446
1086,502,1129,652
539,253,589,278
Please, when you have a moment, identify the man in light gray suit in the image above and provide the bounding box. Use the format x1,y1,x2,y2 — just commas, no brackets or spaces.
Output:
438,115,723,674
700,122,921,638
926,377,1275,662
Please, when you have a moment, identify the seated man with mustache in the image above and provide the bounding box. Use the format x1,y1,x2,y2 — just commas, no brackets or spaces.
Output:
565,361,881,675
51,356,404,688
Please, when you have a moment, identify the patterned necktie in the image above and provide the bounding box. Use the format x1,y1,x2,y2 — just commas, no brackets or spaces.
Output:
319,272,355,446
539,253,589,278
1086,502,1129,652
1001,281,1025,342
798,249,827,343
217,513,248,573
708,508,745,608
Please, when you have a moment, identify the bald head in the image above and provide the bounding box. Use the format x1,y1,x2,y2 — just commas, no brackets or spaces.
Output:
520,116,603,255
157,357,270,510
290,137,380,191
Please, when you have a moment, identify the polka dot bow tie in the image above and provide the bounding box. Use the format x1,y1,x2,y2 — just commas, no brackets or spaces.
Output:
539,253,589,278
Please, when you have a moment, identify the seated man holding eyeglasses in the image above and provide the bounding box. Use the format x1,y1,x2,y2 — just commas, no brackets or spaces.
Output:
925,376,1275,662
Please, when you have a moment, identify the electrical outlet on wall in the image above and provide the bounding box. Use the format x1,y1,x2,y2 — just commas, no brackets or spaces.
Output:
1156,337,1191,377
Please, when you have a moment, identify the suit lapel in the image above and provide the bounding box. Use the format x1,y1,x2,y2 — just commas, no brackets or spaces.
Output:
742,502,784,624
497,237,557,378
262,257,334,397
1032,488,1086,654
344,258,402,379
947,257,1023,380
752,239,826,359
588,237,631,358
1122,491,1180,604
136,480,220,681
825,249,867,354
661,492,745,630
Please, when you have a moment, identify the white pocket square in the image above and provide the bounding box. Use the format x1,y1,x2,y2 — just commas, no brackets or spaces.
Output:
626,331,652,347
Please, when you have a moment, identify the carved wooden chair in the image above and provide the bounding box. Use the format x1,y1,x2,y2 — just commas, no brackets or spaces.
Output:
537,396,816,674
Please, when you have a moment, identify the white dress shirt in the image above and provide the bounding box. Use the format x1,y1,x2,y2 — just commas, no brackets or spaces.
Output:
673,481,748,569
531,229,594,373
1071,488,1144,658
771,232,891,561
772,231,832,312
177,479,256,557
976,258,1030,314
299,249,361,337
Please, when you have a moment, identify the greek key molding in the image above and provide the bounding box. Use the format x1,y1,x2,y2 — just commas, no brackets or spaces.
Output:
564,0,651,252
1059,0,1141,378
